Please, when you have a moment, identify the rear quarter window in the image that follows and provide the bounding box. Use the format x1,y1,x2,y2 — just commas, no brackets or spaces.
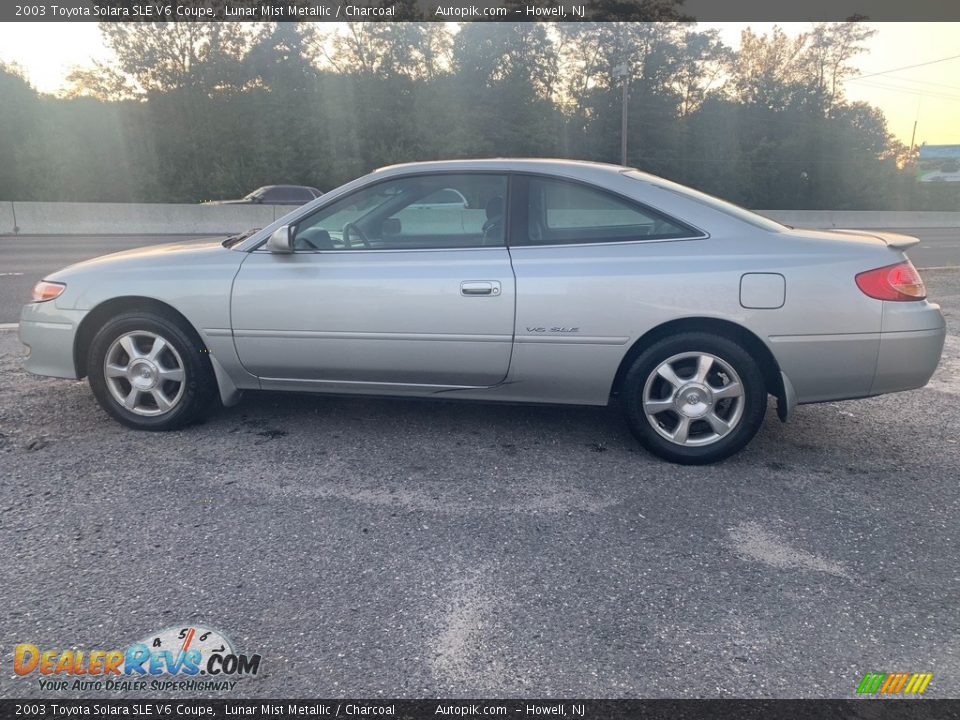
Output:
523,177,698,245
625,170,786,232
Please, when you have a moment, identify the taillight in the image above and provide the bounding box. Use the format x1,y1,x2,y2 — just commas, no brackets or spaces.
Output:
855,260,926,301
31,281,66,303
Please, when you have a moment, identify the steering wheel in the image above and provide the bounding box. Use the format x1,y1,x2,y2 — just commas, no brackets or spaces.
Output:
342,222,371,249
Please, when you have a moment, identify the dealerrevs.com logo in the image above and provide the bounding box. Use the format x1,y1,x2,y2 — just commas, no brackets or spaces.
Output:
14,624,261,692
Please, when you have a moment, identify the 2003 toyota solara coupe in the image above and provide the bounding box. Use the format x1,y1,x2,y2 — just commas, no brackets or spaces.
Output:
20,160,946,464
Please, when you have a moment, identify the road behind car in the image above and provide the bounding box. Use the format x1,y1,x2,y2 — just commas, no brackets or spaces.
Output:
0,268,957,698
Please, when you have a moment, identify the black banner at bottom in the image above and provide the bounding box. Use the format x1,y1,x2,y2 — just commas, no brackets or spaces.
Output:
2,700,959,720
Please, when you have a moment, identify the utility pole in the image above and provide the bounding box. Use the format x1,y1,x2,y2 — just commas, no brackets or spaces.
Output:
911,96,921,152
613,63,629,166
909,97,920,164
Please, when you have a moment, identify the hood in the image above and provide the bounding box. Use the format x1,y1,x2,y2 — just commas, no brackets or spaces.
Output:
43,237,248,313
46,238,234,280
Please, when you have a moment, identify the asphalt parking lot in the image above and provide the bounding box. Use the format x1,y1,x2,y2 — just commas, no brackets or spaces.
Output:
1,259,959,698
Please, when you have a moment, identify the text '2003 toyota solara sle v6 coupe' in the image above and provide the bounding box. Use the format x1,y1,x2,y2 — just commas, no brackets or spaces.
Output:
20,160,946,464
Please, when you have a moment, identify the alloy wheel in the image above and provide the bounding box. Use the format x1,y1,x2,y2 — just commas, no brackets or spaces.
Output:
641,351,745,447
103,331,186,416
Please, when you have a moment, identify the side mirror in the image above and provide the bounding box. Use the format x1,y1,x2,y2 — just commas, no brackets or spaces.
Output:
266,225,294,254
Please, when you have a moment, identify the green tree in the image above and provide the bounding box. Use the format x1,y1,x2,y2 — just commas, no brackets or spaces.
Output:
448,23,561,157
0,21,950,211
0,65,43,200
804,22,877,114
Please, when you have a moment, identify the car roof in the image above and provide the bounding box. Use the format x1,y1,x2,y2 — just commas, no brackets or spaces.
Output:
373,158,647,183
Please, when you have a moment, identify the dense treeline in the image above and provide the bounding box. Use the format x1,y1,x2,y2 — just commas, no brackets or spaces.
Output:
0,21,956,210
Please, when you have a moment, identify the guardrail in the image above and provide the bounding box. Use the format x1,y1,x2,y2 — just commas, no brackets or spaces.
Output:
0,201,958,235
0,201,291,235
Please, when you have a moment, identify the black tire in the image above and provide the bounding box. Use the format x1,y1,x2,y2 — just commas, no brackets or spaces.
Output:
621,332,767,465
87,311,216,431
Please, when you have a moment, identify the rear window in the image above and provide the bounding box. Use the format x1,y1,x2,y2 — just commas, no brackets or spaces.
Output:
520,176,696,246
625,171,787,232
264,187,314,203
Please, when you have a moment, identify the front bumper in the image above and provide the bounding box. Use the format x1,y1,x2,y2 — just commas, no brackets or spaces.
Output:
19,301,87,379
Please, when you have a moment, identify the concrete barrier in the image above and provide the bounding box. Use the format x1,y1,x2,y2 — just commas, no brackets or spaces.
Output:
758,210,960,229
0,202,15,234
0,202,957,235
4,202,293,235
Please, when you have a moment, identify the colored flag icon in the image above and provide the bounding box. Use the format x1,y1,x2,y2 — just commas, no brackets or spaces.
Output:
857,672,932,695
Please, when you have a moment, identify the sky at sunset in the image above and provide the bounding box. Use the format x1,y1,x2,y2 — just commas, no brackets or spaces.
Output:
0,21,957,148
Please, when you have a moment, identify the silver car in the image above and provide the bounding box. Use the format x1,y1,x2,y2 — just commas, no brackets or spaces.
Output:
19,160,946,464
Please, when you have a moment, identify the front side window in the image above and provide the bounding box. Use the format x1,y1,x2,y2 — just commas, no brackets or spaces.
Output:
524,177,694,245
291,174,508,251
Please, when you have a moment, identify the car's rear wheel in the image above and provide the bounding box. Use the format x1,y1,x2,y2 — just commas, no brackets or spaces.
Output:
622,332,767,464
87,312,215,430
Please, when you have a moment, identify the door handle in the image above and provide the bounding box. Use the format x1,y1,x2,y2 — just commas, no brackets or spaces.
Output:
461,281,501,297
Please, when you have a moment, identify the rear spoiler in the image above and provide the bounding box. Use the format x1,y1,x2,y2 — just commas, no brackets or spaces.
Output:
829,229,920,250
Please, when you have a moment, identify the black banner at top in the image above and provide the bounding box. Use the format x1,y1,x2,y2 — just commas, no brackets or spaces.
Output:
4,0,960,22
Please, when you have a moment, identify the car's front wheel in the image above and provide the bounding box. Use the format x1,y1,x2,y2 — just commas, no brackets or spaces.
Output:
621,332,767,464
87,312,216,430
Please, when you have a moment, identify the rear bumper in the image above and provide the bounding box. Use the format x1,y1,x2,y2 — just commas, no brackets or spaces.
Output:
870,329,946,395
18,301,85,379
770,301,946,404
871,300,946,395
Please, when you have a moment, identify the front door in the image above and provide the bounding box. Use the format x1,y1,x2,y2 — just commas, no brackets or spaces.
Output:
230,173,514,388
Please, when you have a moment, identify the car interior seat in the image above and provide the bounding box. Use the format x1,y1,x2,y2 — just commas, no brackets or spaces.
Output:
528,190,546,244
481,196,505,246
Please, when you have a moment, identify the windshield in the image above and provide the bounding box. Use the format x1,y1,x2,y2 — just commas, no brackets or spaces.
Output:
625,171,787,232
243,187,268,200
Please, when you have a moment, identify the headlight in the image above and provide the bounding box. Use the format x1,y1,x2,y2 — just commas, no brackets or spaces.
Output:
31,281,66,303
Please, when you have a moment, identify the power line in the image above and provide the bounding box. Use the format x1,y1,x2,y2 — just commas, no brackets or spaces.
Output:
845,54,960,82
851,78,960,102
881,75,960,92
